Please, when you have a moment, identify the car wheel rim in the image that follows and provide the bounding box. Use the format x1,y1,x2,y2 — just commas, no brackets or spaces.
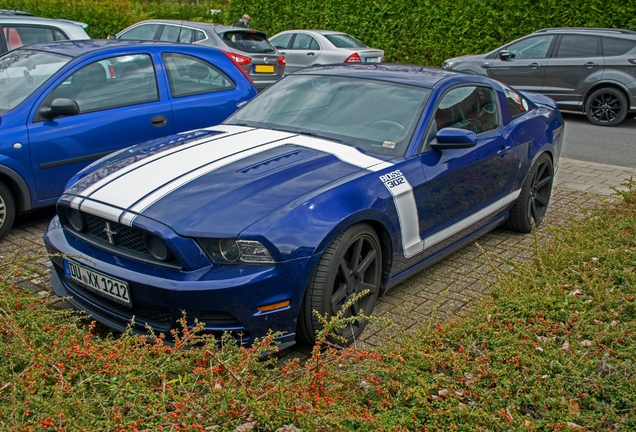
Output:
330,234,381,337
527,160,552,226
0,194,5,228
590,93,623,123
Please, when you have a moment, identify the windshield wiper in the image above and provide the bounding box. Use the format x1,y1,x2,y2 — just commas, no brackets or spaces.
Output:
298,131,344,144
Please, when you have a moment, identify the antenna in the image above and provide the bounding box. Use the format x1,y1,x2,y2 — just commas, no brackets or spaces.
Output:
177,20,184,43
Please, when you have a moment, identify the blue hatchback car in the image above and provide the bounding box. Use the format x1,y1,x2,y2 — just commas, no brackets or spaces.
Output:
0,40,256,239
44,65,564,350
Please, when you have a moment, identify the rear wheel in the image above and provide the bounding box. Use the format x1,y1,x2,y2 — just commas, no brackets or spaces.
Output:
506,154,553,233
0,181,16,241
297,223,382,345
585,87,628,126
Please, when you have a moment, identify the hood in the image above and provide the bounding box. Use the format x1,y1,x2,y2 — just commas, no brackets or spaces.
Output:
62,125,392,237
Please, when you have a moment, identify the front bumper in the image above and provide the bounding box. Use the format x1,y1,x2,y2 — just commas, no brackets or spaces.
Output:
44,217,317,349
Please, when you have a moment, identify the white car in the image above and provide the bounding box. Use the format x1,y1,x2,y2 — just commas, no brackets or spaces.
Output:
269,30,384,74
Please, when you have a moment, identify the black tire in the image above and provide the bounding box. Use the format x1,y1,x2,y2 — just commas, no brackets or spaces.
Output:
0,181,16,241
506,154,554,233
297,223,382,345
585,87,628,126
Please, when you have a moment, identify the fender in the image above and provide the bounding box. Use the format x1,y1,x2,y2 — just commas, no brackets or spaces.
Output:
0,162,33,212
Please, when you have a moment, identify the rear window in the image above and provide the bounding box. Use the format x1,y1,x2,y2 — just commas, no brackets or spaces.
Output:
324,33,367,49
602,37,636,56
220,32,275,53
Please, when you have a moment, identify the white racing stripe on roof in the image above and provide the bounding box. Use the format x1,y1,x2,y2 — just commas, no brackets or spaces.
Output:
81,128,295,215
70,125,253,209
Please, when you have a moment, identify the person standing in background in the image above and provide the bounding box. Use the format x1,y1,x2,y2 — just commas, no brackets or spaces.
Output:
235,14,250,28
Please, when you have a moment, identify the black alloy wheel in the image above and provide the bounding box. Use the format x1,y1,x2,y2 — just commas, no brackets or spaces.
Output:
585,87,628,126
506,154,554,233
297,223,382,345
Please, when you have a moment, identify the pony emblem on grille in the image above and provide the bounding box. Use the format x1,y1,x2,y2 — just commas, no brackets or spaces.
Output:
104,222,117,244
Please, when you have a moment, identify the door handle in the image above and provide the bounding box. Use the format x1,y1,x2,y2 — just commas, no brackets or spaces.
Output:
306,52,315,56
584,62,597,68
279,51,286,55
497,146,512,157
529,62,541,69
151,115,167,128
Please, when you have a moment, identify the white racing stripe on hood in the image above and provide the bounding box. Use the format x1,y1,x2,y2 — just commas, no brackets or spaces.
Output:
118,135,394,225
72,125,252,206
74,129,393,225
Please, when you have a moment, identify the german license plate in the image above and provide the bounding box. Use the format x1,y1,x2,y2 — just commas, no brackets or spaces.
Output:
254,64,275,73
366,57,381,63
64,260,132,307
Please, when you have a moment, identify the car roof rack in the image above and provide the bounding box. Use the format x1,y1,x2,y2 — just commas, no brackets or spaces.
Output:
534,27,636,35
0,9,36,16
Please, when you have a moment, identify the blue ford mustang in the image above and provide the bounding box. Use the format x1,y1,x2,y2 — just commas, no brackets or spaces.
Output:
44,65,564,350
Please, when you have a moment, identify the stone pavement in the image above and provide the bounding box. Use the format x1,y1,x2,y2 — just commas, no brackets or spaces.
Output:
1,158,635,354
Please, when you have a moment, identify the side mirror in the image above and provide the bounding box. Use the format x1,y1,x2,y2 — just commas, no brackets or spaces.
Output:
499,50,512,60
38,98,80,119
430,128,477,150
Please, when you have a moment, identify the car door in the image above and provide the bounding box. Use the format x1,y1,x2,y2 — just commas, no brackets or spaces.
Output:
283,33,322,73
541,34,605,110
27,51,173,204
117,23,162,41
416,85,520,258
161,52,243,131
487,34,556,92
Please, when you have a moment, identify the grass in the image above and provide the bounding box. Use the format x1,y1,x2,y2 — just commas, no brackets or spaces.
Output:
1,181,635,431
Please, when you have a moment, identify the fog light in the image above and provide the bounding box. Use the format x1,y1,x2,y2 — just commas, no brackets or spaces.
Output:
63,207,85,232
257,300,290,312
144,234,171,261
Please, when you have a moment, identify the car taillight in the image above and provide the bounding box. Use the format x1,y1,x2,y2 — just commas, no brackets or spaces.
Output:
108,65,116,79
278,55,286,67
344,53,362,63
381,54,386,62
222,50,254,84
226,52,251,65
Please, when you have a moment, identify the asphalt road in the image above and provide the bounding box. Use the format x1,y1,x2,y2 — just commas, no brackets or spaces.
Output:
561,112,636,168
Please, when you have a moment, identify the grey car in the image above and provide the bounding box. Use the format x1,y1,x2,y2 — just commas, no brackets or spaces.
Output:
269,30,384,74
116,20,285,91
443,28,636,126
0,12,90,54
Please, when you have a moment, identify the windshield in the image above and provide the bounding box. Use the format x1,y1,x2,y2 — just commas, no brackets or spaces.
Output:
324,34,368,49
221,31,276,53
225,75,431,157
0,49,71,114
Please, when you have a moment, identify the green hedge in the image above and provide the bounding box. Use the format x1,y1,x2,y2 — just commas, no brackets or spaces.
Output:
225,0,636,66
0,0,224,38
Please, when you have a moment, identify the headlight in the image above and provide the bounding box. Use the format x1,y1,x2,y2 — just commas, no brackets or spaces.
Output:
198,238,275,264
443,60,456,69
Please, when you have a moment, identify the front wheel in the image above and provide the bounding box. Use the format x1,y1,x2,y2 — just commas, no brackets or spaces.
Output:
297,223,382,345
585,87,628,126
0,181,16,241
506,154,554,233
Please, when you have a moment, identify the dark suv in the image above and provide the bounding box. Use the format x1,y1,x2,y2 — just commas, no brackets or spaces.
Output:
443,28,636,126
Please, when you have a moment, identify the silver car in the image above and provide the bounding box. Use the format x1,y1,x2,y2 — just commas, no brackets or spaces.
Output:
0,12,89,54
269,30,384,74
116,20,285,91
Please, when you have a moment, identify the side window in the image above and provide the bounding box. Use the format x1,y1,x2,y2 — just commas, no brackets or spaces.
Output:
504,87,530,117
602,37,636,57
292,34,318,50
45,54,159,114
53,29,68,41
162,53,235,97
119,24,160,41
194,30,206,42
270,33,292,49
159,25,182,42
434,86,499,135
506,35,554,59
555,35,601,58
4,26,55,50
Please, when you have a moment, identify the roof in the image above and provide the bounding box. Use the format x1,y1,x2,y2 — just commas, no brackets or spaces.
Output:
294,64,458,88
534,27,636,36
0,15,88,29
19,39,202,58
